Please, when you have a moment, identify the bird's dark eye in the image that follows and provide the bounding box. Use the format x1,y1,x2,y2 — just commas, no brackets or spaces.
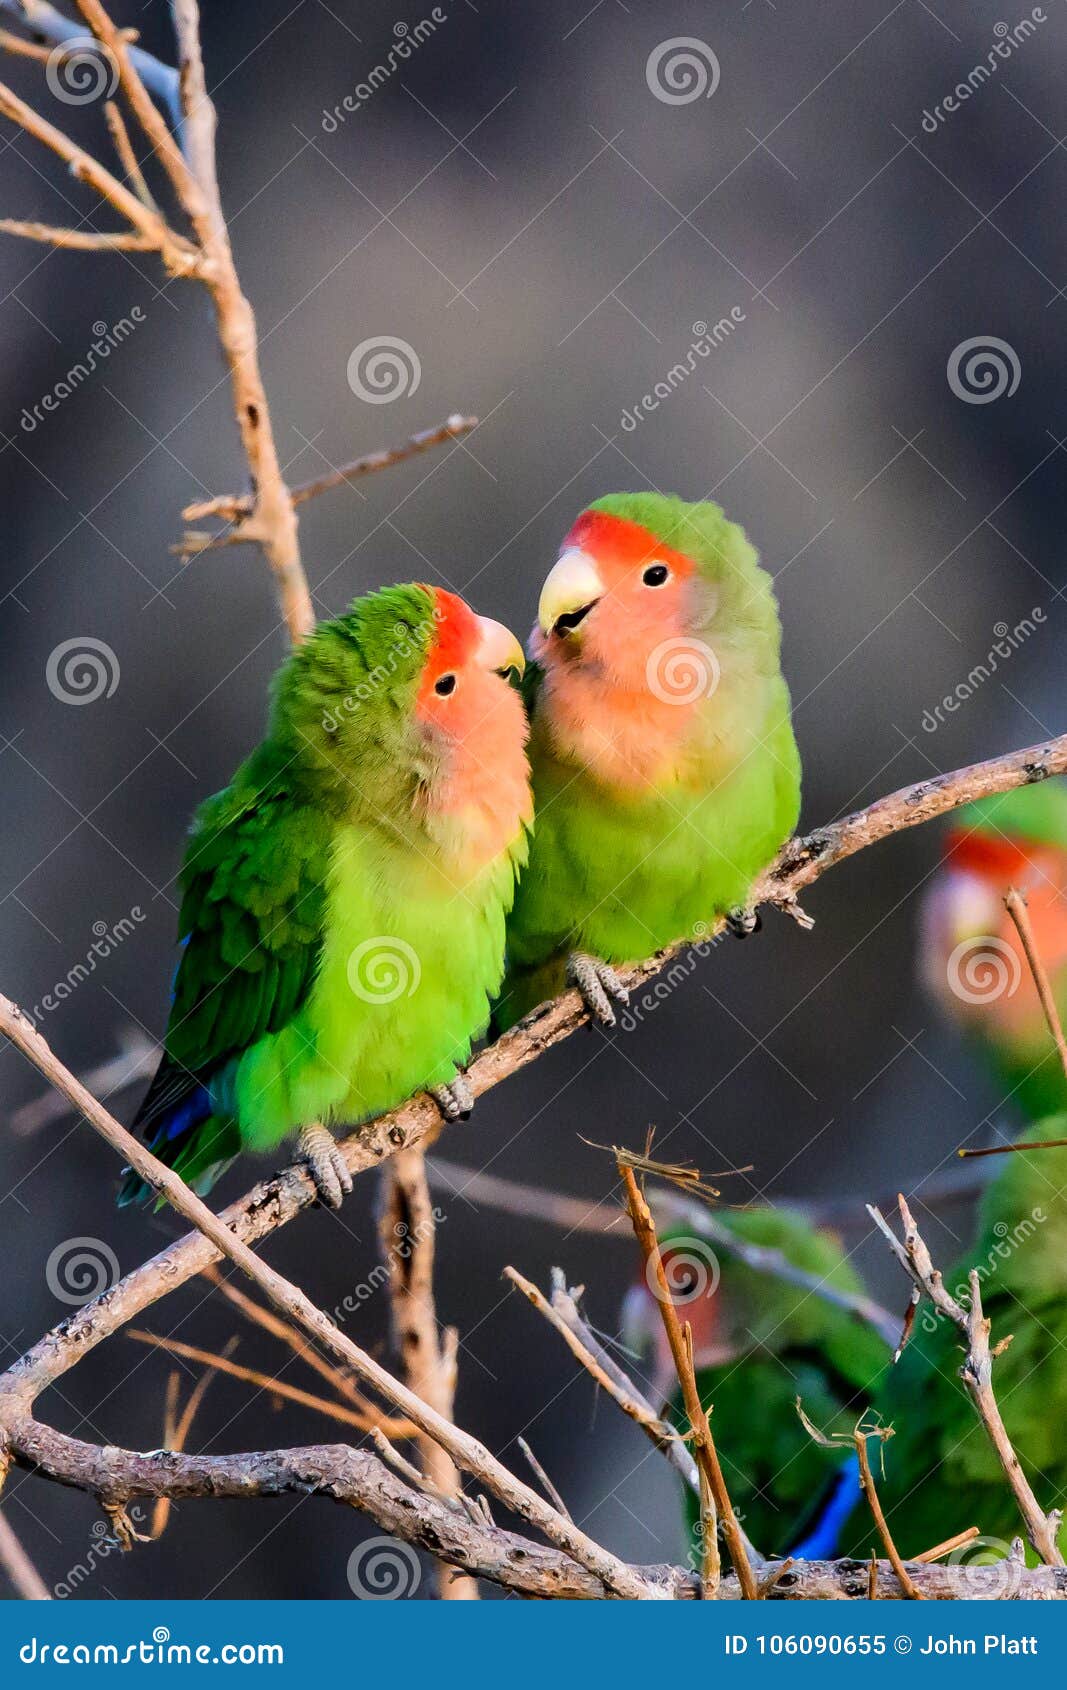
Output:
643,563,669,587
434,673,457,696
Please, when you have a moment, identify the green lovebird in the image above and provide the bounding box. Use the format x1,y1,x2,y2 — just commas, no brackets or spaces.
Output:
840,1113,1067,1563
920,780,1067,1122
120,584,530,1209
495,492,801,1028
621,1209,888,1558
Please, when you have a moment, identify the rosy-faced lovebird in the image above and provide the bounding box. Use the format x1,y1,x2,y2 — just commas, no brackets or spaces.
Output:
920,780,1067,1122
495,492,801,1028
120,585,530,1209
621,1210,887,1558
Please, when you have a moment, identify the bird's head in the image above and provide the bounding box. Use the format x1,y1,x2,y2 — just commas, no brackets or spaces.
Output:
271,583,528,850
920,781,1067,1034
530,494,781,787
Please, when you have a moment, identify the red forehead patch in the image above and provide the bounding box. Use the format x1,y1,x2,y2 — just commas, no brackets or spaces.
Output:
945,828,1055,886
564,510,697,577
422,586,480,679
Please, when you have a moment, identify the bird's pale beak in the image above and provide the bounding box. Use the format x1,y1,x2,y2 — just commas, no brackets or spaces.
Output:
476,615,525,679
538,549,605,638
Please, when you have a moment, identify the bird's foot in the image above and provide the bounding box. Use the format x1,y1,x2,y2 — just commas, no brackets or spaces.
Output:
299,1123,352,1210
725,905,762,939
430,1074,474,1122
567,952,629,1027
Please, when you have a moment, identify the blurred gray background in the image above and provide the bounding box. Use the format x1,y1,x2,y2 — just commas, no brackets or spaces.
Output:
0,0,1064,1597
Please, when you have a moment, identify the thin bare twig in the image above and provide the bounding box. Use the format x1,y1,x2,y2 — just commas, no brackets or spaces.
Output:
0,0,181,119
619,1163,758,1599
198,1264,407,1431
181,416,481,534
853,1425,924,1599
868,1196,1065,1567
151,1347,229,1540
1005,885,1067,1076
127,1330,414,1436
913,1525,980,1564
517,1438,572,1522
103,100,156,209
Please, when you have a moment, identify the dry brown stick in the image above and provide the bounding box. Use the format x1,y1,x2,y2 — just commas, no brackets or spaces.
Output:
182,416,481,530
619,1163,758,1599
0,994,658,1601
127,1330,415,1437
199,1264,405,1430
0,216,154,249
913,1525,980,1564
103,100,156,209
1005,887,1067,1078
854,1426,924,1599
868,1195,1065,1566
959,1137,1067,1160
516,1437,572,1521
0,1508,50,1600
0,80,198,269
2,735,1064,1473
378,1147,479,1600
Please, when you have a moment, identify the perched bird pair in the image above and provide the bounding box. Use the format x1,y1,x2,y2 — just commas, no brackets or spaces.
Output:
625,783,1067,1562
123,493,801,1206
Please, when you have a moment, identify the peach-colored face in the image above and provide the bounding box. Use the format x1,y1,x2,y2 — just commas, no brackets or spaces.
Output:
532,511,700,686
414,588,530,860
